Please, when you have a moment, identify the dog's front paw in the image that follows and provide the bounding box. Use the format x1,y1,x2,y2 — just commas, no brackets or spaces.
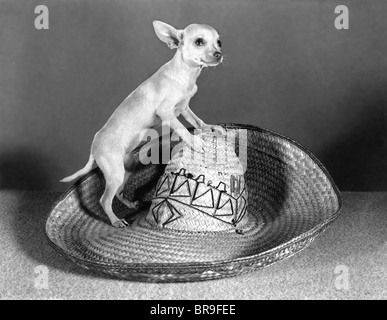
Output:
185,134,205,153
201,124,226,135
191,134,205,153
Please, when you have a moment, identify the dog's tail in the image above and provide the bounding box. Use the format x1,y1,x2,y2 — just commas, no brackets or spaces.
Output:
60,153,95,183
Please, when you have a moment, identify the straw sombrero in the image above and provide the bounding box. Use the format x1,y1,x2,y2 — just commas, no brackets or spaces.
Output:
45,124,341,282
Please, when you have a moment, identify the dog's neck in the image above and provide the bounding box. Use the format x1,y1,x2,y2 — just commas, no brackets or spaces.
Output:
167,50,203,90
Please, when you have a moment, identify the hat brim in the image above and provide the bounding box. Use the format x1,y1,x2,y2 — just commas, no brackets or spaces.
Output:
46,124,341,282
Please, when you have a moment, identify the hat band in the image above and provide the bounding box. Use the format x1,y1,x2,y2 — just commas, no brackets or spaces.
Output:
145,168,248,232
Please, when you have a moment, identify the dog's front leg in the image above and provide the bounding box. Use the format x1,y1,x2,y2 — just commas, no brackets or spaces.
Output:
181,106,202,129
162,116,204,153
182,106,225,134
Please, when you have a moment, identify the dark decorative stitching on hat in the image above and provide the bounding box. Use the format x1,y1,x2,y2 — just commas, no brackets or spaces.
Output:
151,168,248,229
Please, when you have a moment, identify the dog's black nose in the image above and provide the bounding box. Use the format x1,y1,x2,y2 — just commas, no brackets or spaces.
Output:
213,51,222,59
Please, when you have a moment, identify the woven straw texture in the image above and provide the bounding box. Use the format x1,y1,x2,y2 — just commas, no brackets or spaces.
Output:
45,124,341,282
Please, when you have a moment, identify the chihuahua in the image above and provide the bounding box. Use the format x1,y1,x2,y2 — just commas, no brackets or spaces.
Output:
61,20,224,227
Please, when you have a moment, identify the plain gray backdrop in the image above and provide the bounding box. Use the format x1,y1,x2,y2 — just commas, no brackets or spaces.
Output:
1,0,387,192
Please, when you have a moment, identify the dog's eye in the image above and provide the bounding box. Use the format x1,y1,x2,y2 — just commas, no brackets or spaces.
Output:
195,38,205,46
217,40,222,48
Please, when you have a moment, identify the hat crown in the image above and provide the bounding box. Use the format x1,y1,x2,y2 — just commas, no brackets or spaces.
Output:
146,131,249,232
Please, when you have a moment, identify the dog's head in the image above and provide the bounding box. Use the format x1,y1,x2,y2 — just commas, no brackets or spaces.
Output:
153,20,223,67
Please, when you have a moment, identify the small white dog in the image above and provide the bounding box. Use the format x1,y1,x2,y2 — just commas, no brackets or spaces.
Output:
61,20,224,227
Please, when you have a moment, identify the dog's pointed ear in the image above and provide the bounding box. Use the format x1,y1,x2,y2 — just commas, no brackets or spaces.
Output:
153,20,183,49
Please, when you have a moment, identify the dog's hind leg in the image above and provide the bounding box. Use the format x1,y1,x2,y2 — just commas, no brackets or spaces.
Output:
116,152,141,209
116,170,141,210
96,154,129,228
